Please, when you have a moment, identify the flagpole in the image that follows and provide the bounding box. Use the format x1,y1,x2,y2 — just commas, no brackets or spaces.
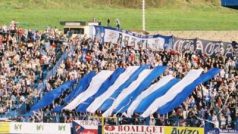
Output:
142,0,146,31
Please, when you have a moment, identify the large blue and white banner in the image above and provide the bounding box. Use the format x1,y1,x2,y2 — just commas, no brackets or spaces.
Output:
31,66,220,117
94,26,172,50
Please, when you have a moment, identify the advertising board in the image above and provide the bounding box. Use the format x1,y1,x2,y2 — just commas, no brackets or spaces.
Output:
0,122,10,134
9,122,71,134
104,125,164,134
164,126,204,134
72,120,98,134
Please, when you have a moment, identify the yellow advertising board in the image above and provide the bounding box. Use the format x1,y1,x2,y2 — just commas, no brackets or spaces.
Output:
164,126,204,134
0,122,10,134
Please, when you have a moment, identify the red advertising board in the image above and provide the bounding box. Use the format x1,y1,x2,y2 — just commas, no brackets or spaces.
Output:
104,125,164,134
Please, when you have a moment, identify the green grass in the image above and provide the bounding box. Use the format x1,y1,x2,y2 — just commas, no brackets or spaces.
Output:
0,0,238,31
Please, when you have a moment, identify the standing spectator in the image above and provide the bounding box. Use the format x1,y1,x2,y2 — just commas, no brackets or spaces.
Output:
107,18,110,27
115,18,120,30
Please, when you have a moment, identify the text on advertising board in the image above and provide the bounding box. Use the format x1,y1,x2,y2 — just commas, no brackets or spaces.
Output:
165,126,204,134
104,125,163,134
10,122,71,134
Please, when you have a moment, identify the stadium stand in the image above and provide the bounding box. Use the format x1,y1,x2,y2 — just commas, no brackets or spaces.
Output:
0,21,237,134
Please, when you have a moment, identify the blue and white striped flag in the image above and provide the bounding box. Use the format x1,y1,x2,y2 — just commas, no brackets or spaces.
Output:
32,66,219,117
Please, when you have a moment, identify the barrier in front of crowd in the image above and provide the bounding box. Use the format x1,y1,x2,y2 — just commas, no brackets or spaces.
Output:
74,119,238,134
72,116,238,134
0,122,71,134
1,117,238,134
71,117,206,134
71,118,205,134
0,121,205,134
103,125,164,134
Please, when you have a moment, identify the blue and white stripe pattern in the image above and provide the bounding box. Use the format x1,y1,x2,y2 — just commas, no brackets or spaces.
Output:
141,69,204,118
97,65,148,112
31,66,220,117
63,70,113,110
76,68,125,112
87,66,142,113
127,75,177,117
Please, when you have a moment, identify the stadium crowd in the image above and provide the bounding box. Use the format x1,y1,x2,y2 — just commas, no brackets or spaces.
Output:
0,22,237,131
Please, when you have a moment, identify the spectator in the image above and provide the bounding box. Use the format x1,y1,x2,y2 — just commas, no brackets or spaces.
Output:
115,18,120,29
107,18,110,27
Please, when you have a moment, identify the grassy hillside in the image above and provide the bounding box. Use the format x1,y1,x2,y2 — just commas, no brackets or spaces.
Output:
0,0,238,31
0,0,221,9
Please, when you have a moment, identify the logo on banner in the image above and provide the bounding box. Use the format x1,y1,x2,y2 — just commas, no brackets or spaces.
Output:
73,120,98,134
204,42,224,56
73,122,85,134
104,125,115,131
173,39,196,53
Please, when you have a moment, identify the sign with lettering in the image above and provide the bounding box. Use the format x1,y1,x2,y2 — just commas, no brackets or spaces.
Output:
103,29,166,50
72,120,98,134
172,38,238,57
172,38,197,53
9,122,71,134
164,126,204,134
219,129,238,134
94,26,172,51
196,39,225,56
103,125,164,134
